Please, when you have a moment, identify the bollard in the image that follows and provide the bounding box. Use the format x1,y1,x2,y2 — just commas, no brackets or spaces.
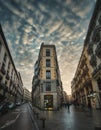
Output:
40,117,46,128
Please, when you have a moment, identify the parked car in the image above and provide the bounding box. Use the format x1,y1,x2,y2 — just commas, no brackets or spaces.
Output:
8,102,16,109
16,102,21,106
0,102,9,115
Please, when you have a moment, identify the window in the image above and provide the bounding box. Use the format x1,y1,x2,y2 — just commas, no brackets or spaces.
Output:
46,59,51,67
97,78,101,91
44,95,53,108
8,62,10,69
46,82,51,91
4,53,7,62
46,70,51,79
46,49,50,56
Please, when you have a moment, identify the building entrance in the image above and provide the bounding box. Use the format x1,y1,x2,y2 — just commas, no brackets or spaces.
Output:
44,95,53,109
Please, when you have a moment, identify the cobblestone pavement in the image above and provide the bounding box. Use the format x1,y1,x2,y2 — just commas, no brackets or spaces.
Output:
32,105,101,130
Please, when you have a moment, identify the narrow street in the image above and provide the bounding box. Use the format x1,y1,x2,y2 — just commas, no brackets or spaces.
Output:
33,105,101,130
0,103,37,130
0,103,101,130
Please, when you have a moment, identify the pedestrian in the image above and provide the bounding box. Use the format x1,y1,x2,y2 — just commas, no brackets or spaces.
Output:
87,101,91,112
66,102,70,111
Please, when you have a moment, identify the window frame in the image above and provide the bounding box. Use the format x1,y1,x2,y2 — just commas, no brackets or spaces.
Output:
46,49,50,56
46,82,51,91
46,70,51,79
46,59,51,67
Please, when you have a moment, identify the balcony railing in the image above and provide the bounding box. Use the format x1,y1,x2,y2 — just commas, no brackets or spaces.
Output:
5,86,8,92
92,25,101,42
87,43,93,55
90,54,97,67
0,75,2,81
83,80,91,88
92,63,101,77
6,73,10,80
0,82,5,89
1,66,6,75
82,70,87,77
80,56,86,68
9,90,15,96
98,15,101,25
95,41,101,59
34,78,40,86
80,61,84,68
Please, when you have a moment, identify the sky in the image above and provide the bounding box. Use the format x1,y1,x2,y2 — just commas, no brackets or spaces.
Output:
0,0,96,94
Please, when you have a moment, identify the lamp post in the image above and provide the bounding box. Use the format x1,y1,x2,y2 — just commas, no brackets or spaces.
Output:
93,91,101,109
88,90,101,109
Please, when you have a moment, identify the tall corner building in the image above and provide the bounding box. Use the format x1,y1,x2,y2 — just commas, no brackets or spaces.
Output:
32,43,63,110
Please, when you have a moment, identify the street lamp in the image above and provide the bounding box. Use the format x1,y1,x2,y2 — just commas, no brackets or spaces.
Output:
93,91,101,108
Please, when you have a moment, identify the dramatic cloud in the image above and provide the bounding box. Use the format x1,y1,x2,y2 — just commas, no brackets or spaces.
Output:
0,0,95,94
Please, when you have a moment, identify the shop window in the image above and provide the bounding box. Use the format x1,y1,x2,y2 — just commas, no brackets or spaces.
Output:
44,95,53,108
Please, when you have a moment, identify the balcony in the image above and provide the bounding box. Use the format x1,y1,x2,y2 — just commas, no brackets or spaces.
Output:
92,63,101,78
83,80,91,88
87,43,93,55
82,70,87,77
90,54,97,67
92,25,101,42
6,73,10,80
98,15,101,25
34,78,40,86
85,65,89,72
10,79,13,86
92,67,98,77
1,66,6,75
5,85,8,92
0,82,5,89
56,79,60,86
95,41,101,59
80,61,84,68
9,90,15,96
80,56,86,68
0,75,2,81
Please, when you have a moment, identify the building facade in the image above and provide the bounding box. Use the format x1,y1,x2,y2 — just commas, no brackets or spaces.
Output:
32,43,63,110
0,24,24,104
71,0,101,109
23,87,31,102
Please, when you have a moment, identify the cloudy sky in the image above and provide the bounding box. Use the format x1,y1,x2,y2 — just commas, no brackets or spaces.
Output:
0,0,96,94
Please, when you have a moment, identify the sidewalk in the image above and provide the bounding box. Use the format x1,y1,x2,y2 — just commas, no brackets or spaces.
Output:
0,109,18,128
32,105,101,130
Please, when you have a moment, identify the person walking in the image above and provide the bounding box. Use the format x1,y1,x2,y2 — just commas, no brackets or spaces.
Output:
66,102,70,112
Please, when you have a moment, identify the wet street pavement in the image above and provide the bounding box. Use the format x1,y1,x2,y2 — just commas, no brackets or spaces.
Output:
0,103,38,130
0,103,101,130
32,105,101,130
